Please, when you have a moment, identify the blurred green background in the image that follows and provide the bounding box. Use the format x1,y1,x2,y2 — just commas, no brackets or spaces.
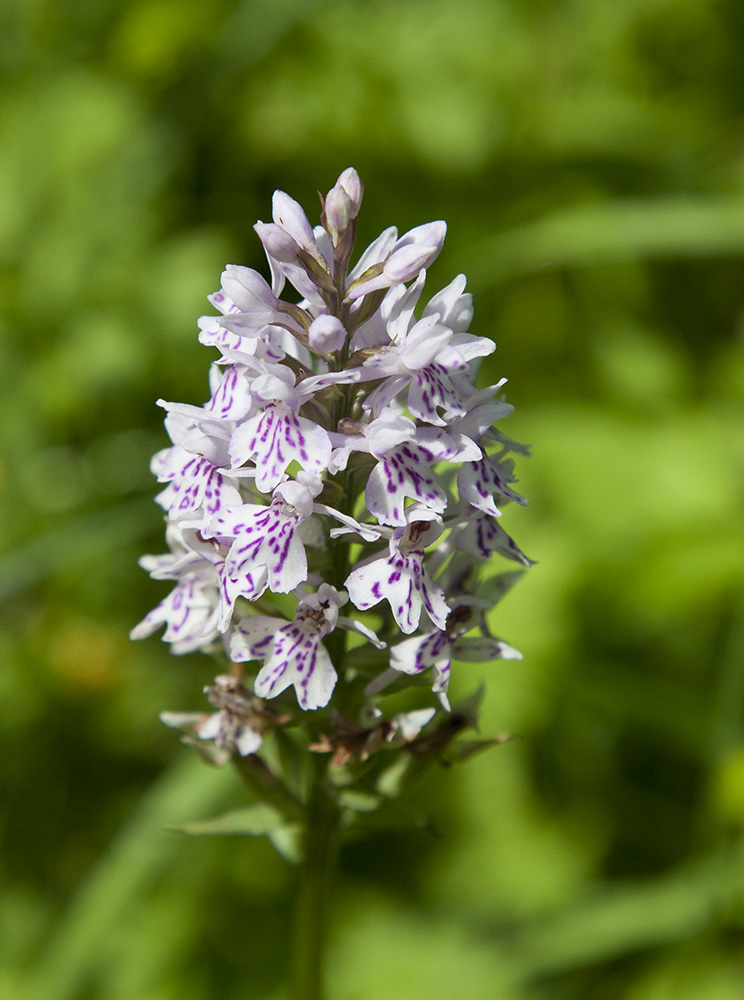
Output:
1,0,743,998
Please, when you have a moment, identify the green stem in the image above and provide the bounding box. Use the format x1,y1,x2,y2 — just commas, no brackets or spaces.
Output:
290,757,339,1000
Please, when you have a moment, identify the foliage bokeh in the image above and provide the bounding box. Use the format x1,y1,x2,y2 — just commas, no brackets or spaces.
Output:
1,0,743,997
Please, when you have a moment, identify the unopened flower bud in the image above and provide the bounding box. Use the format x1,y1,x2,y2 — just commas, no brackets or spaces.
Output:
337,168,363,212
309,315,347,353
325,186,353,238
325,167,363,237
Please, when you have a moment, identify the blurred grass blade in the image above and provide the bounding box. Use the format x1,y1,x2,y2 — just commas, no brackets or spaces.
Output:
465,196,744,282
27,755,237,1000
506,840,744,983
0,498,154,603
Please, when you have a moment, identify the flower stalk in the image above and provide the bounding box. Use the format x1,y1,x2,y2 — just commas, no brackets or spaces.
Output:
290,756,339,1000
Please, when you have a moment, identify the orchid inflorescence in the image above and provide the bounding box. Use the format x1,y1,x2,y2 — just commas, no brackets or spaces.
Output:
132,168,532,771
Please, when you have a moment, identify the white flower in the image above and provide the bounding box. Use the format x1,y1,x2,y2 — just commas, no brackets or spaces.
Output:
391,623,522,710
228,366,332,493
130,568,221,653
160,675,266,759
345,509,449,634
346,221,447,300
204,477,322,627
458,453,528,517
196,706,263,757
330,409,447,526
253,585,346,710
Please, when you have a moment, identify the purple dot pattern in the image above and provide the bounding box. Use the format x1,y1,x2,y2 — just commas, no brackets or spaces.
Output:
255,617,336,711
390,629,453,702
408,363,466,426
205,364,253,421
365,443,447,526
155,451,239,518
199,319,285,363
346,542,449,635
130,570,220,654
458,456,528,517
454,514,534,566
209,496,310,626
230,403,332,494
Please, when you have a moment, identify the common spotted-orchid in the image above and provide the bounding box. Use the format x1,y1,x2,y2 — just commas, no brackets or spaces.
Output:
133,166,531,839
133,168,532,1000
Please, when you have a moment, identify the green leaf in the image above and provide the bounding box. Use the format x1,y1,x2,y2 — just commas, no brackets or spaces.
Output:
376,753,419,799
336,789,382,813
444,736,515,764
267,824,303,864
168,803,285,837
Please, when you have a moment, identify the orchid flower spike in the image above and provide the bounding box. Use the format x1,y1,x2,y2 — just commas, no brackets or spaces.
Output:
133,168,531,765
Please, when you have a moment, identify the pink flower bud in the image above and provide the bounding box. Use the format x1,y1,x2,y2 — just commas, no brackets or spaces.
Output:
336,167,363,214
309,315,347,353
383,245,437,283
324,186,353,238
383,221,447,282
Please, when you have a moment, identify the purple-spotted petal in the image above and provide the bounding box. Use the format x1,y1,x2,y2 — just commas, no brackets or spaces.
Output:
365,442,447,526
458,456,528,516
345,525,449,634
229,404,331,493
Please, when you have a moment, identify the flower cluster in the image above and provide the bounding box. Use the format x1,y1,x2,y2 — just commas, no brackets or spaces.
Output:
133,168,531,759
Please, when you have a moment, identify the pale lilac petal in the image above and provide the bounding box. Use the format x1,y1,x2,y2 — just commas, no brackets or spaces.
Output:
397,316,452,368
273,190,318,252
390,630,452,677
229,615,286,662
345,522,449,634
130,572,220,653
348,226,398,280
234,726,264,756
154,449,242,519
253,586,344,710
197,709,263,757
221,265,278,316
254,221,301,263
407,365,467,426
422,274,473,331
394,707,436,739
204,489,315,625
